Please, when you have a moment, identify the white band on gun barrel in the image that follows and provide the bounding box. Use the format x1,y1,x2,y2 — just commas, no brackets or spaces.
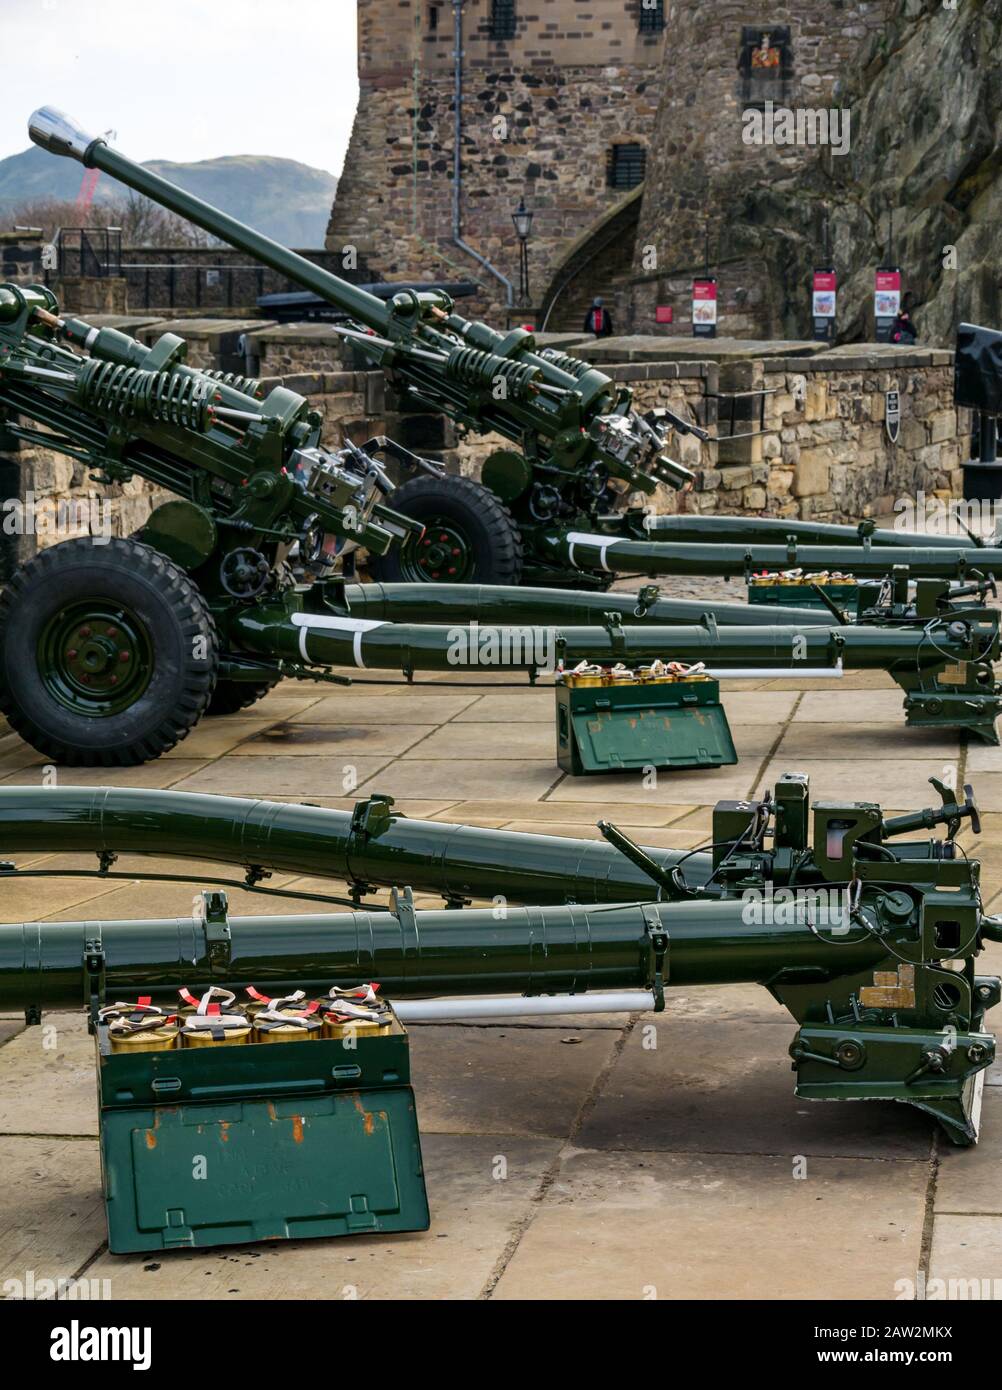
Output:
566,531,612,572
291,613,386,667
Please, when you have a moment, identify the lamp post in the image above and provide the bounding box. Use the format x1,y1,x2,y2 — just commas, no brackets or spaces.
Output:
511,197,533,306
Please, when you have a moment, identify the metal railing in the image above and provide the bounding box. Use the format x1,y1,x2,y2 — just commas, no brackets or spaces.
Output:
51,227,122,279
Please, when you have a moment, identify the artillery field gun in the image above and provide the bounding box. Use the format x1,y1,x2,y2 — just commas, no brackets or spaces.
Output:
0,110,997,762
0,278,440,762
0,772,995,1249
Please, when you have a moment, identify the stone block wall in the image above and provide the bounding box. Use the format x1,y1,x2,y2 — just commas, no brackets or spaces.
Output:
757,351,962,521
245,324,354,377
48,276,128,317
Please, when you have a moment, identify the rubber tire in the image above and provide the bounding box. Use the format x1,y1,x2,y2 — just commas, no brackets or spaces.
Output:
369,475,524,584
207,678,279,717
0,537,218,766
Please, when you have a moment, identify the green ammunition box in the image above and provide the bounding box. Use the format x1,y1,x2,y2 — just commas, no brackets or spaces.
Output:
556,676,736,775
747,580,861,615
97,1008,429,1254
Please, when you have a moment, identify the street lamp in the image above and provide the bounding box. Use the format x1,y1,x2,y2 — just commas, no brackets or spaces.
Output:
511,197,533,305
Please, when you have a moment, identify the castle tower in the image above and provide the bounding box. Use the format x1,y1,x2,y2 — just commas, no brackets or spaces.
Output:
327,0,668,325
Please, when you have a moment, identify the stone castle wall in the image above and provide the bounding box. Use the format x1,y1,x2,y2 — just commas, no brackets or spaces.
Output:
632,0,892,339
327,1,929,340
328,0,666,321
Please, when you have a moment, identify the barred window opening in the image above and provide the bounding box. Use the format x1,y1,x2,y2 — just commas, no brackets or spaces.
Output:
638,0,665,34
491,0,517,41
608,144,647,191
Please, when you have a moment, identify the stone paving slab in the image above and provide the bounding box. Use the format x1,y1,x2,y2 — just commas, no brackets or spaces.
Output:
793,689,908,721
356,760,561,801
408,1024,622,1139
405,723,555,760
662,984,788,1024
966,745,1002,774
713,691,799,722
961,774,1002,814
0,746,45,779
761,670,896,693
578,1020,935,1161
45,878,328,922
298,694,479,723
0,761,211,789
755,757,956,808
238,723,439,756
0,1137,106,1292
776,722,959,760
170,755,395,797
81,1135,560,1301
0,1020,23,1047
223,694,324,720
433,800,698,827
446,692,557,722
0,1014,96,1137
0,875,127,919
490,1148,928,1300
933,1087,1002,1215
498,821,705,848
928,1216,1002,1290
548,764,759,805
161,719,272,759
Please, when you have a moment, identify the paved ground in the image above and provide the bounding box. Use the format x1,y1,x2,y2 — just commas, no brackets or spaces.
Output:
2,596,1002,1299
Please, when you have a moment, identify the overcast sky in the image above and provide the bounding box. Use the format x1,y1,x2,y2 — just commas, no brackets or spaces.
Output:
1,0,359,173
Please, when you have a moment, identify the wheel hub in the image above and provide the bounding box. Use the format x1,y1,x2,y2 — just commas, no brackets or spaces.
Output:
406,521,474,582
40,602,154,715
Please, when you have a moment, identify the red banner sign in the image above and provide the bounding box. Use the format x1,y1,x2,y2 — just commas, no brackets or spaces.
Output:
692,279,717,336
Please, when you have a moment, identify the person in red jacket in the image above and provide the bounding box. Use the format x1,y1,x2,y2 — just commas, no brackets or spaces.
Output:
583,296,614,337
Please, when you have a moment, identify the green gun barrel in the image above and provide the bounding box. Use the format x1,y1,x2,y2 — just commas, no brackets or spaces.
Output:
26,108,609,412
540,532,1002,581
0,785,710,904
0,896,886,1013
645,515,984,550
342,582,840,629
229,604,984,674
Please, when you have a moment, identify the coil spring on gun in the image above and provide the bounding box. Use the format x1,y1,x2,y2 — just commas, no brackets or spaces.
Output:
77,359,212,431
538,348,592,380
201,368,264,398
445,345,539,401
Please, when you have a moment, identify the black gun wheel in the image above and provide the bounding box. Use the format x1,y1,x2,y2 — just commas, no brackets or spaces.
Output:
368,475,523,584
0,537,218,766
208,677,280,716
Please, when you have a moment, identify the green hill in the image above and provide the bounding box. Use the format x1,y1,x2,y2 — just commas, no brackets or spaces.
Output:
0,145,338,246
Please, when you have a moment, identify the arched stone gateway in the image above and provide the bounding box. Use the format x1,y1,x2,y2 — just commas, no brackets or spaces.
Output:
538,187,644,334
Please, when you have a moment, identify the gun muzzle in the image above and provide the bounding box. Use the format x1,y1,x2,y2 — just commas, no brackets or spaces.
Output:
28,106,102,163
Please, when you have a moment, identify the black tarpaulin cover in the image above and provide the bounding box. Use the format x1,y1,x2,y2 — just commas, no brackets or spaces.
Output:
955,322,1002,413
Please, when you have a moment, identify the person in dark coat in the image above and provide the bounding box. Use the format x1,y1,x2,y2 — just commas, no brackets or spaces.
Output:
583,296,614,337
892,292,918,345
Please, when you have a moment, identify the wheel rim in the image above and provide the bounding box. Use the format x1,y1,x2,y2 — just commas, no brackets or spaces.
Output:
38,601,155,716
401,518,477,582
